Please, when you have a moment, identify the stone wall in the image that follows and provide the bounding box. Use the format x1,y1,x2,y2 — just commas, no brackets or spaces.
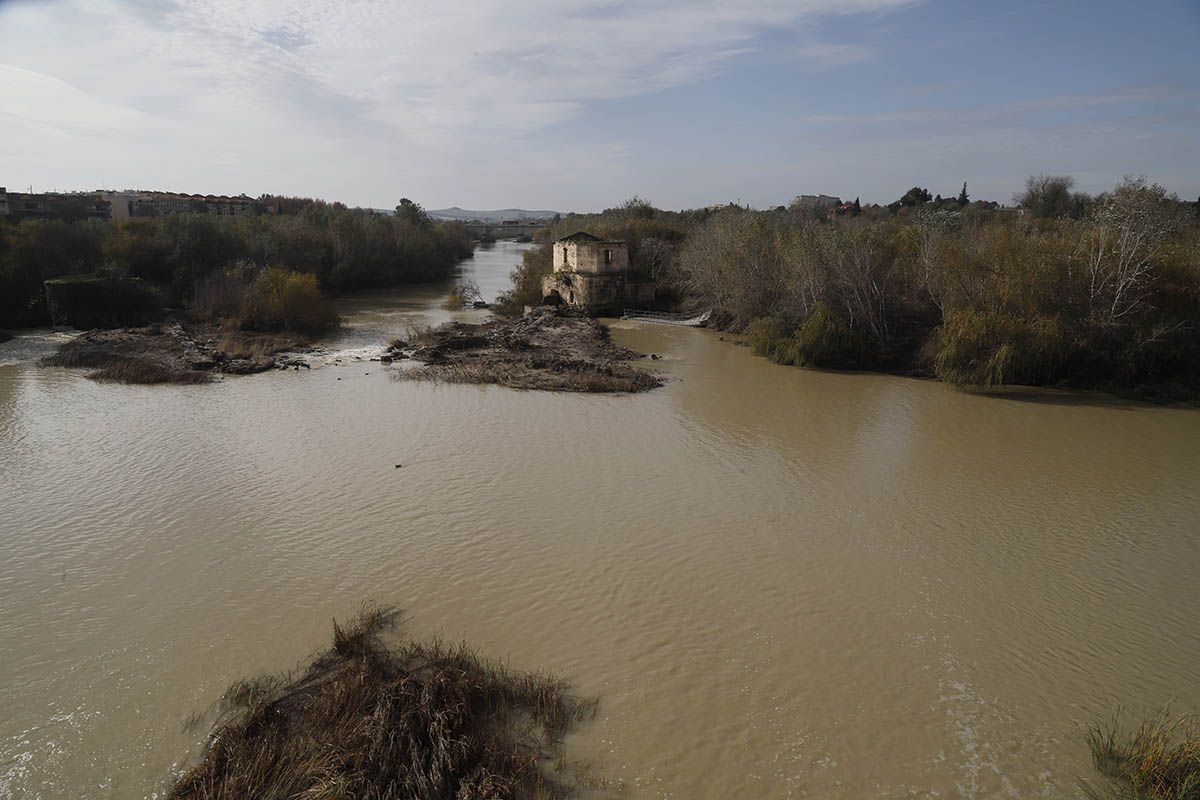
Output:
542,272,625,316
553,241,630,275
541,273,658,316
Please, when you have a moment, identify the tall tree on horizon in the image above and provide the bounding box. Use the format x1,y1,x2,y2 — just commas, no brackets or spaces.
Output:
958,182,969,207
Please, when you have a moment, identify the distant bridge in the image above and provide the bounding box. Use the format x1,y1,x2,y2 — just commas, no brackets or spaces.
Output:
465,221,549,239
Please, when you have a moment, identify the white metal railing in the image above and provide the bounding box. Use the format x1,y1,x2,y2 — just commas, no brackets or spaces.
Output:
621,309,711,327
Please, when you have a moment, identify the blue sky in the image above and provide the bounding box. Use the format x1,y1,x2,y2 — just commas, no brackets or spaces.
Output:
1,0,1197,210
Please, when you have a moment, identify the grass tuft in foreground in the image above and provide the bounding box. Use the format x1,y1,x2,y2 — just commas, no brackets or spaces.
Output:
169,605,599,800
1087,710,1200,800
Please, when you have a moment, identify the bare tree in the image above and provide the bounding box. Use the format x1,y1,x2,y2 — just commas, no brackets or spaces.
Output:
823,227,891,342
1079,177,1181,323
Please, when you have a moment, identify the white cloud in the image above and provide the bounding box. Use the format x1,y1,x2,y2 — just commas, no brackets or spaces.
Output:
0,0,911,204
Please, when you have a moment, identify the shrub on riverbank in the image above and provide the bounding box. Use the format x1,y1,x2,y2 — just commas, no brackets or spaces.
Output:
169,605,598,799
494,245,554,315
1087,710,1200,800
243,268,338,334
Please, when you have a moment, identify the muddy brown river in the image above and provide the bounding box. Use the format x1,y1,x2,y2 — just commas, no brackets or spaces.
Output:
2,241,1199,798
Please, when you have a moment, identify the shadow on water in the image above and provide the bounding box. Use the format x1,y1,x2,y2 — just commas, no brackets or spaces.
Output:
973,386,1192,411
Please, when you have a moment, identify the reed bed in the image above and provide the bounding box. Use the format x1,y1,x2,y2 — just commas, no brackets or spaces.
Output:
1087,710,1200,800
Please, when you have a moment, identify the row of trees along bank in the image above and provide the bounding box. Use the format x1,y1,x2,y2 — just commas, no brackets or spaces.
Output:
502,179,1200,401
0,198,473,329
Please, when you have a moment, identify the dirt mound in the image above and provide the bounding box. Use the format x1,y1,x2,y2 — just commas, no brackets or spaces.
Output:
41,321,308,384
393,307,661,393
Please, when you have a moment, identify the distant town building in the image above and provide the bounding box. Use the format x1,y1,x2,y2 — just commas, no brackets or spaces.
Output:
793,194,842,208
102,191,255,219
7,192,55,217
541,232,655,315
0,187,258,222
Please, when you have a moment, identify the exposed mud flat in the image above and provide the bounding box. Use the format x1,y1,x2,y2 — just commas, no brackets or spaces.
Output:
391,307,661,393
41,321,313,384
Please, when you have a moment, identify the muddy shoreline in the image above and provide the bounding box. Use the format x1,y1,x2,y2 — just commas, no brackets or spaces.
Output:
39,306,660,392
392,307,661,393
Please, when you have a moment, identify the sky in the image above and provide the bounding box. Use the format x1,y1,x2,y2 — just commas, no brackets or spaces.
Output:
1,0,1197,211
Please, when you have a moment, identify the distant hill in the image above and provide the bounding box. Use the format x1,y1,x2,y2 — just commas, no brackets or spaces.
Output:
428,207,563,223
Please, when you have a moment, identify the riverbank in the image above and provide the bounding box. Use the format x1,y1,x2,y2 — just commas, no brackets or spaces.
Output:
393,306,661,393
41,320,312,383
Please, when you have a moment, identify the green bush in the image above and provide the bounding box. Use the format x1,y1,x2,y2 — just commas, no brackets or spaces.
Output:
745,316,791,359
932,310,1066,387
781,304,866,367
747,307,867,368
494,245,553,316
243,268,339,335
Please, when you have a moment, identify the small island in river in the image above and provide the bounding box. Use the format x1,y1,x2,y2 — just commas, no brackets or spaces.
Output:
392,306,661,393
41,321,312,384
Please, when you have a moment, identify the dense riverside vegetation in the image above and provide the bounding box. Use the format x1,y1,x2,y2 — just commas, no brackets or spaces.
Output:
0,199,472,329
506,179,1200,400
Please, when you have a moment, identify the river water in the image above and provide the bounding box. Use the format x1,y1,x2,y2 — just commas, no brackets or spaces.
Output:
2,240,1199,798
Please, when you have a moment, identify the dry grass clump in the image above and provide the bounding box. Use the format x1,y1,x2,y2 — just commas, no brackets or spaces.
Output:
169,606,598,800
1087,710,1200,800
213,318,302,361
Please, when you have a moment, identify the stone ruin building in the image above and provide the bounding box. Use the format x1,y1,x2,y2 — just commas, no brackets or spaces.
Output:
540,232,656,316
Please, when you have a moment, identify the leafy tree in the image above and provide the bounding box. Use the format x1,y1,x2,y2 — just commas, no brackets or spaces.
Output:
618,196,656,220
394,198,431,228
1017,175,1084,218
899,187,932,207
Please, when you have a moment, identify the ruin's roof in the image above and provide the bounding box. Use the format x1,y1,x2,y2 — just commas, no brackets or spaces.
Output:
556,231,626,244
